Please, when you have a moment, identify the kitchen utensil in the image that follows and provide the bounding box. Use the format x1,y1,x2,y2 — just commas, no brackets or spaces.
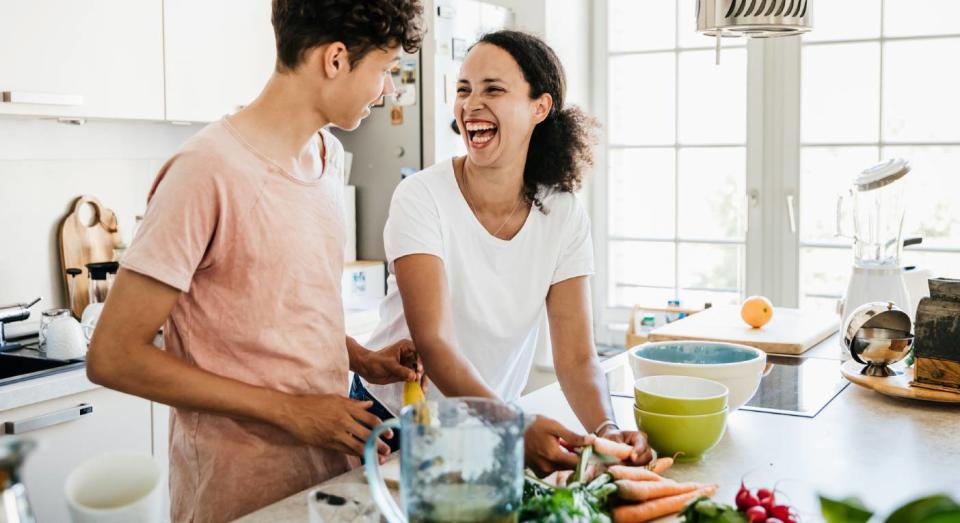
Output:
308,484,379,523
64,450,163,523
841,360,960,403
66,268,83,318
0,436,36,523
630,341,766,410
38,308,73,355
59,196,123,318
838,159,913,325
364,398,525,523
646,305,838,355
842,302,914,377
85,261,119,307
633,406,728,463
44,315,87,360
0,298,40,353
633,375,728,416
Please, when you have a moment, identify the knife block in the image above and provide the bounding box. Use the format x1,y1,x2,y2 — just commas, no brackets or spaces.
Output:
913,278,960,392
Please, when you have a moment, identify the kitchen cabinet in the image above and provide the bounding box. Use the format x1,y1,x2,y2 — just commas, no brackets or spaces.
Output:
0,387,152,523
163,0,276,122
0,0,165,120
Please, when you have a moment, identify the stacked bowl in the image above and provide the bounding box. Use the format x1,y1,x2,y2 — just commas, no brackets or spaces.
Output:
632,375,729,462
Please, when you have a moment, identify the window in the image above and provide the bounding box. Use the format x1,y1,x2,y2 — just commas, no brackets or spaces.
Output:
594,0,960,343
602,0,748,319
799,0,960,311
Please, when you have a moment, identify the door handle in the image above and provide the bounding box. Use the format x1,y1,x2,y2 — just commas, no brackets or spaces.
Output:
2,403,94,434
1,91,83,106
786,194,797,234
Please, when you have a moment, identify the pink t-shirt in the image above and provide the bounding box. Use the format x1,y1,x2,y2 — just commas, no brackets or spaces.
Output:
122,118,352,522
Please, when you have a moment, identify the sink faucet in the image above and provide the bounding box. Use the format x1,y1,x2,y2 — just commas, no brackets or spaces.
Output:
0,298,40,353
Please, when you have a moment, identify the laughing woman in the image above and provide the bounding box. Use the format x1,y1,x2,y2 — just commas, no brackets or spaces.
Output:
352,30,651,474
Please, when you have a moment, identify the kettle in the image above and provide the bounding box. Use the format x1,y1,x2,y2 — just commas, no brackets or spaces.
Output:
0,437,36,523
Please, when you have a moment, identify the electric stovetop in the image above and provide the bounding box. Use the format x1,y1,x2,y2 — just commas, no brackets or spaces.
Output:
739,355,848,417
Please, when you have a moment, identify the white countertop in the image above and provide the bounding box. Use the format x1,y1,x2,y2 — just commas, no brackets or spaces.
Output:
237,342,960,522
0,365,97,411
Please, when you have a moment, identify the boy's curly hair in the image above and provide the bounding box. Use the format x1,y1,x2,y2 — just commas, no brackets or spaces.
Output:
272,0,424,71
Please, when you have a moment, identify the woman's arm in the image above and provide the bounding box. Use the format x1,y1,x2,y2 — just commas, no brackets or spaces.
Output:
547,276,654,464
546,276,616,432
393,254,497,398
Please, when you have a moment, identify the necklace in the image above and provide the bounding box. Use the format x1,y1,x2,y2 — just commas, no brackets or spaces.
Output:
459,161,526,238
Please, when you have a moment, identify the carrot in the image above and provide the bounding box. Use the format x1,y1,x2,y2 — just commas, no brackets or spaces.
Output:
614,479,700,502
612,484,719,523
608,465,664,482
651,457,674,474
590,436,634,461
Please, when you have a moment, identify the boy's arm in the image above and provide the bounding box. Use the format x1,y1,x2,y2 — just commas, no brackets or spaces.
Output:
87,268,392,459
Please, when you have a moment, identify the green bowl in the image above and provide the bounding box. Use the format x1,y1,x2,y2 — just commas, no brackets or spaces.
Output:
634,406,727,462
634,375,729,415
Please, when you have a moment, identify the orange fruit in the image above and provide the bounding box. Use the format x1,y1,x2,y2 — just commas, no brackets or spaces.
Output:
741,296,773,328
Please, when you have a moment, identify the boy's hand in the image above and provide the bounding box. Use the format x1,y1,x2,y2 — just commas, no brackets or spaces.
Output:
357,339,421,385
277,394,392,461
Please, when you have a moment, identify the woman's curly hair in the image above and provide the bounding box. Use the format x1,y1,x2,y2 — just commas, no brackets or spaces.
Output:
272,0,424,71
475,31,599,212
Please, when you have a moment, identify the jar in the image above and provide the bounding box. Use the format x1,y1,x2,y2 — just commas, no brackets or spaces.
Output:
38,308,73,354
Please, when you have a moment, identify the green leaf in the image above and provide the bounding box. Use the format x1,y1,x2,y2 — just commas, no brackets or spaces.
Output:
820,495,874,523
922,509,960,523
884,495,960,523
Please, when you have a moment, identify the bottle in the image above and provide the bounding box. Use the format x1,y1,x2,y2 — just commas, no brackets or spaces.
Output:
666,299,682,323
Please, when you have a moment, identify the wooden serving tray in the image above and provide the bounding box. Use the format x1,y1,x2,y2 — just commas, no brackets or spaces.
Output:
841,360,960,403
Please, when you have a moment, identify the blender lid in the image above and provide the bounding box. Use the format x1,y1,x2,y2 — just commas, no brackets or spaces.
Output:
856,158,910,191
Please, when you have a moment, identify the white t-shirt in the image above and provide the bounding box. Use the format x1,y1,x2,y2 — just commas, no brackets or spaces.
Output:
361,159,595,416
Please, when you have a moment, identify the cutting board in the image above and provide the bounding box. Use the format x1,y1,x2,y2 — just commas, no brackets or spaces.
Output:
58,196,123,317
646,306,838,355
842,360,960,403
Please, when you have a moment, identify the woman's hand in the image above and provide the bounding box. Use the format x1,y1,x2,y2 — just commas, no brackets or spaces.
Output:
356,339,422,385
524,416,590,477
598,428,654,466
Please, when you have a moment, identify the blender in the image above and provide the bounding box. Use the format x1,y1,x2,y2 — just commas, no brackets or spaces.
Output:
838,158,912,326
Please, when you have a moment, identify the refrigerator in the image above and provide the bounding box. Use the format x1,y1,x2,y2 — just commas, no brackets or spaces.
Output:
332,0,513,261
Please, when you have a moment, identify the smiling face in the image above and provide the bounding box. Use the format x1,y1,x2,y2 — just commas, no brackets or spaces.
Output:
454,43,552,168
319,45,401,131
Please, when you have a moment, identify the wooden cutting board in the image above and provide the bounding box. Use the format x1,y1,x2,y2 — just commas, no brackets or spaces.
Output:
646,305,838,355
58,195,123,317
842,360,960,403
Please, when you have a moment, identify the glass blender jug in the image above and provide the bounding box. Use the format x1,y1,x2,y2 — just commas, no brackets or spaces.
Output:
839,159,912,325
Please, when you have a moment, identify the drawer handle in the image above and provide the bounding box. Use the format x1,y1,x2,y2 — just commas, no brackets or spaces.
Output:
1,91,84,106
2,403,94,434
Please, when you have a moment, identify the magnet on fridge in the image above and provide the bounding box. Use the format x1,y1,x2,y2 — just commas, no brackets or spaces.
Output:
452,38,468,60
390,105,404,125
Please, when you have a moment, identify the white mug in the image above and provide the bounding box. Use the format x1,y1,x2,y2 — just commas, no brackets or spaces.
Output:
64,450,163,523
45,316,87,360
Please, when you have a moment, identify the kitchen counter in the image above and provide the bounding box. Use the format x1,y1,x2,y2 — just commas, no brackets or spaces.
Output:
0,344,96,411
238,340,960,522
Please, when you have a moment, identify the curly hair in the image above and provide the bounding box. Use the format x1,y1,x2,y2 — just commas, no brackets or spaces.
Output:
272,0,424,71
474,31,598,212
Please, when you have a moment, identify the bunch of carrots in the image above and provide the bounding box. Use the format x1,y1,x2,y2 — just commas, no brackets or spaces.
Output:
523,435,719,523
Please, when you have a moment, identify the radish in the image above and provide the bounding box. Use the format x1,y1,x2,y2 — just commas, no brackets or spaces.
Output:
745,506,768,522
769,504,791,520
757,488,774,501
765,519,784,523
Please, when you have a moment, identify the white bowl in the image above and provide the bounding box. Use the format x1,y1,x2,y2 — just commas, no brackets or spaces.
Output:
629,341,766,410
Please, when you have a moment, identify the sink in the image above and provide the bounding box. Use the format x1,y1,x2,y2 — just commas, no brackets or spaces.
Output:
0,354,84,387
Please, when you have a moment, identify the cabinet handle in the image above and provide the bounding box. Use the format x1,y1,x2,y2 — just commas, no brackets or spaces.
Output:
1,91,83,106
2,403,94,434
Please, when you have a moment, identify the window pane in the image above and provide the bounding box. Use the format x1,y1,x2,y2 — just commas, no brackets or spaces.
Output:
800,247,852,299
800,295,841,314
678,243,743,292
800,146,879,243
678,49,746,144
679,289,740,308
678,147,746,240
883,38,960,143
883,146,960,249
884,0,960,37
609,53,676,145
611,286,676,309
609,0,675,52
609,240,675,289
801,43,880,143
903,251,960,281
608,148,675,239
803,0,880,42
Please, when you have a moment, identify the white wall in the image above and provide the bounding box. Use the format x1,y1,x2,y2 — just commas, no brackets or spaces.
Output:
0,117,197,327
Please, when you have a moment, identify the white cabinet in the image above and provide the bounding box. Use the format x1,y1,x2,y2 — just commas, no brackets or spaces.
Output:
0,388,152,523
163,0,276,122
0,0,165,120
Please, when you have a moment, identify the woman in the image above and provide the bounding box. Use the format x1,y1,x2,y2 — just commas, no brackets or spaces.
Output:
351,30,651,475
